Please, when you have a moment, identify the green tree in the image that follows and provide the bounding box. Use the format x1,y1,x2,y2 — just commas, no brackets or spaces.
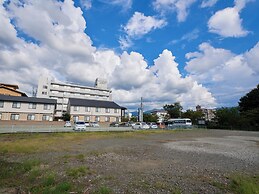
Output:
213,107,240,129
238,84,259,130
62,112,71,121
182,109,204,125
143,113,158,122
163,103,183,118
239,84,259,112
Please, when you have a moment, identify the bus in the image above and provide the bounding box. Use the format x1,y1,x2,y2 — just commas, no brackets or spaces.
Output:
167,118,192,129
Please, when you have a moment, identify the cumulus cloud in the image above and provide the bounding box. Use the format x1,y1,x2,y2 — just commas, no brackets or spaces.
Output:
185,42,259,107
207,0,254,37
120,12,167,49
123,12,167,38
0,0,216,111
153,0,197,22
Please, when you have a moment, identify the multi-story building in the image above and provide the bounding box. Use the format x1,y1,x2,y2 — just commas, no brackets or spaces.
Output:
196,105,215,121
68,98,125,123
0,94,56,121
37,76,112,119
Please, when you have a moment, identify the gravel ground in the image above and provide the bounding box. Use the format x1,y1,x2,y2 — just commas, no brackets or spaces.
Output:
1,129,259,193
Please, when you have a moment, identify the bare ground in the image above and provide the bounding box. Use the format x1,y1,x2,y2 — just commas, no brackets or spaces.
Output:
0,129,259,194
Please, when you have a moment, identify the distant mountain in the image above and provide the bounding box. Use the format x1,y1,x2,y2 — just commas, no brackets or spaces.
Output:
130,109,165,116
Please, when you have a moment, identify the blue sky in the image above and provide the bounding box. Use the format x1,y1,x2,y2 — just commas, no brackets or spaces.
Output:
0,0,259,111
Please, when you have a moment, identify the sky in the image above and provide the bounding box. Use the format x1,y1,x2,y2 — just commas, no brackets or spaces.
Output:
0,0,258,112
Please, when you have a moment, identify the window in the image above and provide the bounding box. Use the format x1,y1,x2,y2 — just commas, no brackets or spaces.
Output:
42,115,50,121
28,103,36,109
42,92,47,95
84,116,90,121
12,102,21,109
105,117,110,122
27,114,35,120
74,106,79,111
11,114,19,120
116,117,119,122
95,107,100,112
95,116,100,122
85,107,90,112
105,108,110,113
114,109,119,113
43,85,48,89
0,101,3,108
44,104,51,110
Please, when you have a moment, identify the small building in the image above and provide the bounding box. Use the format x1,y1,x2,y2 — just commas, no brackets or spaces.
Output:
196,105,215,121
0,83,27,97
0,94,56,121
68,98,126,123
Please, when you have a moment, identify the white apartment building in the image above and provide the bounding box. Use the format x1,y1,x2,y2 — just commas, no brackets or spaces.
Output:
37,76,112,119
0,94,56,121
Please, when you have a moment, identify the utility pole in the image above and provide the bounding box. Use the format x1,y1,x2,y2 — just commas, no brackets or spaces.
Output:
138,97,143,122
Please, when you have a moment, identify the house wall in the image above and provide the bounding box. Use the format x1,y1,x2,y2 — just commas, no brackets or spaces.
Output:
0,101,55,121
69,105,121,123
0,88,22,96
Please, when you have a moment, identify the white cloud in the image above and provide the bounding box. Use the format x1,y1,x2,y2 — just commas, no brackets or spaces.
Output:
0,0,216,111
201,0,218,8
185,42,259,107
99,0,132,11
185,42,234,73
123,12,167,38
80,0,92,10
153,0,197,22
170,28,199,45
208,1,250,37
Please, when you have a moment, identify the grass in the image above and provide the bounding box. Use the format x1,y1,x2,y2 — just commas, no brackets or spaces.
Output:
93,186,113,194
0,130,182,154
212,173,259,194
66,166,89,178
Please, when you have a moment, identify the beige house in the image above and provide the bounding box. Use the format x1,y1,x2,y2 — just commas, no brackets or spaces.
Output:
68,98,126,123
0,94,56,121
0,83,27,97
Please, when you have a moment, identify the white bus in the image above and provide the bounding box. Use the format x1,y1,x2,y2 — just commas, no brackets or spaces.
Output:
167,118,192,129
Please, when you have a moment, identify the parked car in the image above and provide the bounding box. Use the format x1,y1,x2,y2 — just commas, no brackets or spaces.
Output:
91,122,100,127
110,122,119,127
64,121,72,127
85,122,91,127
149,122,158,129
73,121,86,131
132,122,149,129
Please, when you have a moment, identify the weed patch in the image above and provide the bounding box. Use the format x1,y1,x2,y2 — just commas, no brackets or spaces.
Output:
66,166,89,178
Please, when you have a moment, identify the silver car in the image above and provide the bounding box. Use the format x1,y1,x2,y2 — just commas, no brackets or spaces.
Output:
73,121,86,131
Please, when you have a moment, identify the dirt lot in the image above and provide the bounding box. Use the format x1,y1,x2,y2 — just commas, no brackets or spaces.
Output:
0,129,259,194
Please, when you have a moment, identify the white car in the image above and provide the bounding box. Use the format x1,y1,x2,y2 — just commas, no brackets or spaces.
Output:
132,122,149,129
149,122,158,129
73,121,86,131
85,122,91,127
64,121,72,127
91,122,100,127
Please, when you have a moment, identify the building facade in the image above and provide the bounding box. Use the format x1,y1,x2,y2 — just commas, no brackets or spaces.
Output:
196,105,215,121
68,98,125,123
37,76,112,119
0,95,56,121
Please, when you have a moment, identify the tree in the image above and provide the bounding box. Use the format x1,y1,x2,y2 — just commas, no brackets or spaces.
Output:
182,109,204,125
238,84,259,130
62,112,71,121
213,107,241,129
239,84,259,112
163,103,183,118
143,113,158,122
